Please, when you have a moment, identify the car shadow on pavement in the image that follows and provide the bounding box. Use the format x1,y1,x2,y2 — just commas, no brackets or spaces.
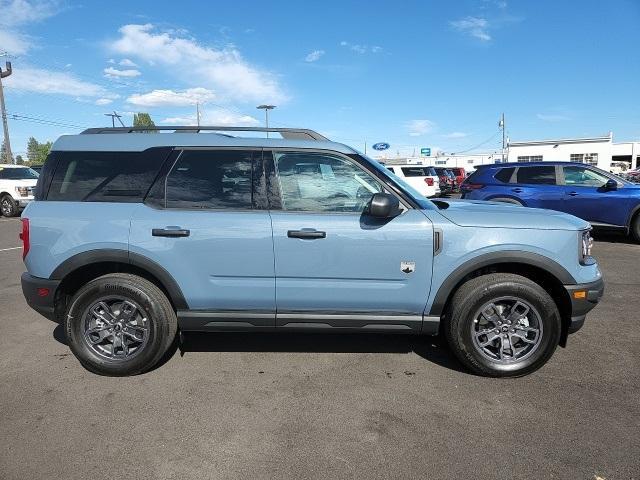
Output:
176,331,468,374
52,324,468,374
592,231,637,245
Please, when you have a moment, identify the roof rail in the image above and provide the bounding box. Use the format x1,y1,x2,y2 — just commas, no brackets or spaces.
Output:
80,126,329,141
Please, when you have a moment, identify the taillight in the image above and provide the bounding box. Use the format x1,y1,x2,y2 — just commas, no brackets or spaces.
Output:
20,218,30,259
461,183,485,191
424,177,434,186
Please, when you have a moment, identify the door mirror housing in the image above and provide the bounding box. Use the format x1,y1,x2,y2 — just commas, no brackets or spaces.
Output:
605,179,618,190
368,192,401,218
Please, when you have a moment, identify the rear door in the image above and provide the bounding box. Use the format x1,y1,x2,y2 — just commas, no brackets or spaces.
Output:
129,148,275,327
561,164,629,226
267,150,434,332
511,165,565,210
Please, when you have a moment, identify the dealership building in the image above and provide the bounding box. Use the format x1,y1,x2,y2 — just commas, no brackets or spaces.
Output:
376,132,640,172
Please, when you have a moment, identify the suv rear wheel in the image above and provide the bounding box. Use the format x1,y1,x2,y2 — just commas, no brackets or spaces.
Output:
1,195,18,217
444,273,561,377
64,273,177,376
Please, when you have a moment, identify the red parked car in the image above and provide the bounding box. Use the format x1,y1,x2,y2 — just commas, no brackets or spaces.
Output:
449,167,467,187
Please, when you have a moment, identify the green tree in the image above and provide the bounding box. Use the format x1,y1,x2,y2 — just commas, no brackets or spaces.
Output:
15,155,24,165
26,137,52,165
1,139,13,163
133,113,156,132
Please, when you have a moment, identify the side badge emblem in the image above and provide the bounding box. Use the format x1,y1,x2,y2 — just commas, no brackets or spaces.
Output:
401,261,415,274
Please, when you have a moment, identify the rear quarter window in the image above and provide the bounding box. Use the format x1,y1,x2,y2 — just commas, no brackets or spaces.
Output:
46,148,171,202
494,167,515,183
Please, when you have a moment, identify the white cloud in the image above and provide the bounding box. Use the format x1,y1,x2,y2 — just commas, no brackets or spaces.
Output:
0,0,60,54
406,119,435,137
127,87,216,107
304,49,325,62
118,58,137,67
103,66,141,78
110,24,286,103
95,98,114,106
536,113,570,122
339,41,382,54
450,16,492,42
5,67,106,97
161,108,260,127
443,131,469,138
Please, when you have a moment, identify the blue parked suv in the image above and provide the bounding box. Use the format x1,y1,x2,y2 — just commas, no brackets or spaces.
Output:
461,161,640,242
20,127,604,377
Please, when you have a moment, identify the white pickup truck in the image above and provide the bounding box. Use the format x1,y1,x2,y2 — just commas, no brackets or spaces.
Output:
384,164,441,198
0,164,39,217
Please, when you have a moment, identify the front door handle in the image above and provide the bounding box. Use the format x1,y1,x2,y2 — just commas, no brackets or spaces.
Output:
287,229,326,239
152,227,191,237
567,191,579,196
512,188,523,193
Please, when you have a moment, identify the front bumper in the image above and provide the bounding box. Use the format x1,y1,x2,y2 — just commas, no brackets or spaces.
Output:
564,277,605,334
21,272,60,322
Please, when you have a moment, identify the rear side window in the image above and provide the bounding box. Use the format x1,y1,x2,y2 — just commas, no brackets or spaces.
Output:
164,150,253,209
401,167,434,177
494,167,515,183
516,166,556,185
47,149,170,202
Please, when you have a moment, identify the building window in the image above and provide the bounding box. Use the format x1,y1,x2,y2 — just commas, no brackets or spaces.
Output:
570,153,598,166
517,155,543,163
467,159,474,164
435,160,447,165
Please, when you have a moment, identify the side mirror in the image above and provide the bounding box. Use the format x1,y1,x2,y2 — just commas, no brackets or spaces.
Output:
605,179,618,190
368,192,401,218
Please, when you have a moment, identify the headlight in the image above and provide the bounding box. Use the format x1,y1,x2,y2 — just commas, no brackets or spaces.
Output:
579,229,594,265
15,186,30,197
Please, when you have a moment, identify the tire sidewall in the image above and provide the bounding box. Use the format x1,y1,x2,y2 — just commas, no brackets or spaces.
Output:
1,195,17,217
454,280,560,375
65,277,168,375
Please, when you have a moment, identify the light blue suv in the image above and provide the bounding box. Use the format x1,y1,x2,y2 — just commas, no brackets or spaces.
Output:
20,126,604,377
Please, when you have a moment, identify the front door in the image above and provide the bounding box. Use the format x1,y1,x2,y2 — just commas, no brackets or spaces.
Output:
266,150,434,332
129,148,275,327
561,164,629,226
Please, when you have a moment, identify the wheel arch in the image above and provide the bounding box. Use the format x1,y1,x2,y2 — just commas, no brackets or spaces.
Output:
484,194,525,205
429,252,574,346
51,250,188,318
627,202,640,228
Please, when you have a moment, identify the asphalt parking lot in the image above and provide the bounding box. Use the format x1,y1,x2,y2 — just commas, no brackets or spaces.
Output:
0,216,638,480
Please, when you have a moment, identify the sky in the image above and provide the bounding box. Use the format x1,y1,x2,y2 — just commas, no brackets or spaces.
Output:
1,0,639,158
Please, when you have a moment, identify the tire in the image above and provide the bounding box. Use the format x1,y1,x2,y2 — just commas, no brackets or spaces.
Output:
631,213,640,243
444,273,561,377
64,273,177,376
490,197,524,206
0,195,18,217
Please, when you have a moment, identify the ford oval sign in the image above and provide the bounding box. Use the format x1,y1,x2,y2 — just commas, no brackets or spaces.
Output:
372,142,390,151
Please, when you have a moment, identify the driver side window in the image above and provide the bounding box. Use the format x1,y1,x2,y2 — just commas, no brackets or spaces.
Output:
274,152,383,212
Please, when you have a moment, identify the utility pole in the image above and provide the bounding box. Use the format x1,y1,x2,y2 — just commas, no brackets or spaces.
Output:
0,60,13,164
499,113,506,162
196,102,201,127
256,104,276,138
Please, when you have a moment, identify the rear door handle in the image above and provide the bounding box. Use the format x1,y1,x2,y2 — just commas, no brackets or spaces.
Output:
287,229,326,239
152,227,190,237
512,188,523,193
568,191,579,196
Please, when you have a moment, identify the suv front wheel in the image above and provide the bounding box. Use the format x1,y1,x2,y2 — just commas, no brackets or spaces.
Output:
444,273,561,377
64,273,177,376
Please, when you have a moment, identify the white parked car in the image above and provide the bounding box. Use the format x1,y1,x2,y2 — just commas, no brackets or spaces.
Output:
0,164,39,217
385,165,440,198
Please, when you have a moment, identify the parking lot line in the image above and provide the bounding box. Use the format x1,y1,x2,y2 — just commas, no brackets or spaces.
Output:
0,247,21,252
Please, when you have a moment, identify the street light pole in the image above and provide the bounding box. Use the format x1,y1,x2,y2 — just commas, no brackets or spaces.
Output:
256,104,276,138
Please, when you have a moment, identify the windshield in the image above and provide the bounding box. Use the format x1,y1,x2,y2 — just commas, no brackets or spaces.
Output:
349,154,435,209
0,167,40,180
